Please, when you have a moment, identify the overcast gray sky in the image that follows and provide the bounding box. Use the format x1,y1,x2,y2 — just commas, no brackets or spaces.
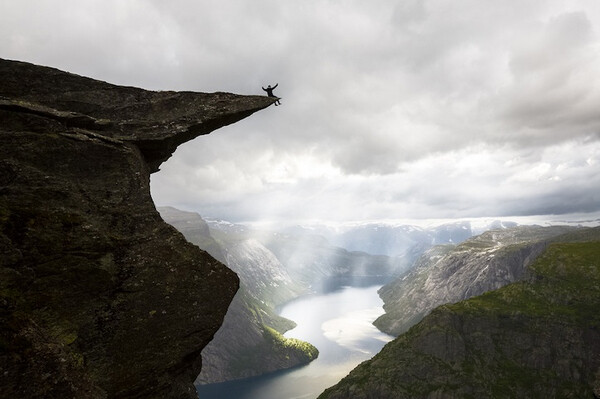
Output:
2,0,600,225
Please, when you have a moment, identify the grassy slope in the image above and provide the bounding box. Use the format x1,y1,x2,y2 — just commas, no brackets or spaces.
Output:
319,239,600,399
375,226,579,336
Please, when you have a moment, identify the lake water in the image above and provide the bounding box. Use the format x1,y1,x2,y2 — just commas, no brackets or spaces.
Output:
196,279,393,399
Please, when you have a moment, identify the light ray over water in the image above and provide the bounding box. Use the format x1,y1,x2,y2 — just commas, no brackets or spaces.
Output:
322,307,393,354
196,281,393,399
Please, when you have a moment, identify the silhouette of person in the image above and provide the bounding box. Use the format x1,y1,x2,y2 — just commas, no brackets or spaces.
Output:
262,83,281,106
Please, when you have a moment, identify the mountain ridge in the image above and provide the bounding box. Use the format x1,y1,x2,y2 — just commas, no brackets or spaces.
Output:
374,225,579,335
319,227,600,398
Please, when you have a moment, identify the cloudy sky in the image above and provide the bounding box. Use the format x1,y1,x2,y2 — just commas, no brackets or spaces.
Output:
2,0,600,225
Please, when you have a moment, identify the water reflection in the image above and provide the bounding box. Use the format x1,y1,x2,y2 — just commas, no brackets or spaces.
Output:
322,307,392,354
196,278,393,399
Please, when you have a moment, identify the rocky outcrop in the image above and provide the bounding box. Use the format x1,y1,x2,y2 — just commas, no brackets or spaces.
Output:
319,233,600,398
374,226,577,335
0,59,275,398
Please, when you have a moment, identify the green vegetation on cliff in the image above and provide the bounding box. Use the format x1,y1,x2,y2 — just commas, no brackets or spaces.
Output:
263,325,319,359
319,237,600,399
459,242,600,323
229,325,318,376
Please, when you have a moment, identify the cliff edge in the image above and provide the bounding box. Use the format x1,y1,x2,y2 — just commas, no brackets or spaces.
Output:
0,59,275,398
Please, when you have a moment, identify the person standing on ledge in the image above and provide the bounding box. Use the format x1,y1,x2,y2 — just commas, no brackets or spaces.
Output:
262,83,281,106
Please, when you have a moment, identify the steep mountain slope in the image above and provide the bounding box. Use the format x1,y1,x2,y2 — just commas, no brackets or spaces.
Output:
221,238,304,306
319,233,600,398
375,225,577,335
0,59,274,399
158,207,317,384
157,207,225,262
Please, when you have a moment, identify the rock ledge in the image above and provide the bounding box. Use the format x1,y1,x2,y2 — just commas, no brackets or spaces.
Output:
0,59,274,398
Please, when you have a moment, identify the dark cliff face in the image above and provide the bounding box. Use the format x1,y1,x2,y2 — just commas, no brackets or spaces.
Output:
0,59,275,398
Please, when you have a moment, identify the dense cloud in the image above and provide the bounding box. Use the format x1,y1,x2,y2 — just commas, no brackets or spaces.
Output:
2,0,599,224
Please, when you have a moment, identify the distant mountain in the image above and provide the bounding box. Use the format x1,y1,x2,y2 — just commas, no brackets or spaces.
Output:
158,207,317,384
281,221,473,258
261,233,408,289
220,238,304,306
328,221,472,256
319,227,600,398
207,220,410,290
374,225,579,335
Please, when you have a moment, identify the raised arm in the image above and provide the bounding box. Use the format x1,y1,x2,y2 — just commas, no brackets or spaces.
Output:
273,83,278,89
